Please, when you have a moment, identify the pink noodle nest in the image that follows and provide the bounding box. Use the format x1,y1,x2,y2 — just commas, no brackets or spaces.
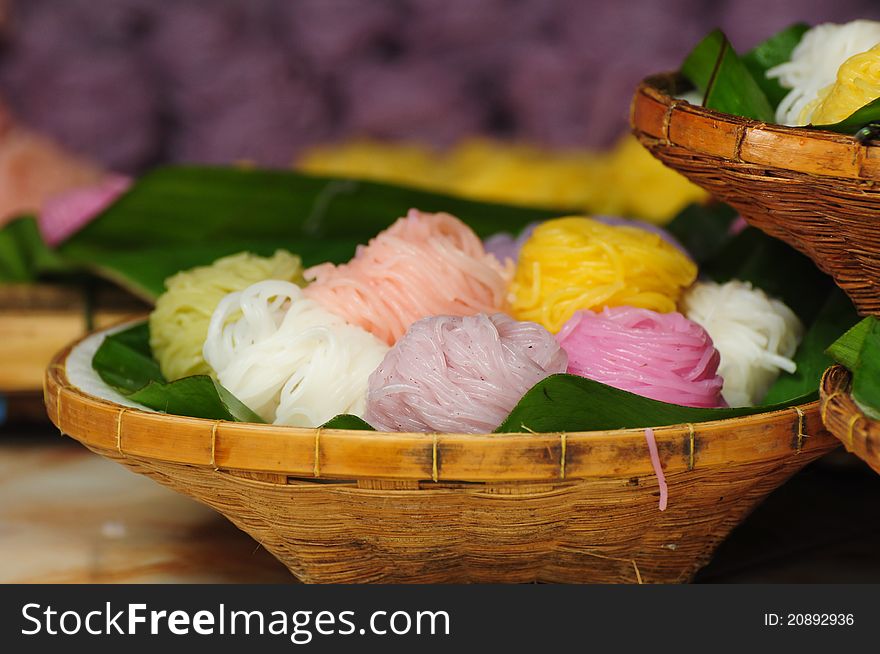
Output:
365,313,568,433
304,208,513,344
556,307,725,408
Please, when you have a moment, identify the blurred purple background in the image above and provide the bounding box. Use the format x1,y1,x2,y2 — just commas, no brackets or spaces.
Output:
1,0,879,173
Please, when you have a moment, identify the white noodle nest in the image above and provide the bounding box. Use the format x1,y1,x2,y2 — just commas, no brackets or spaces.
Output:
681,280,803,407
203,280,389,427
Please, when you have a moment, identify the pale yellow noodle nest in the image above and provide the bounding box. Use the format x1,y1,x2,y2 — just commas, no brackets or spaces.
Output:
149,250,304,380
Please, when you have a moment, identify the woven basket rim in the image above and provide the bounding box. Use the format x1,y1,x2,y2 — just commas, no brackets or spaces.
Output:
43,327,835,482
820,365,880,473
632,73,880,182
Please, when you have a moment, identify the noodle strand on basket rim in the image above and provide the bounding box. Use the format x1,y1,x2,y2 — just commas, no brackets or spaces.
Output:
304,208,513,345
203,279,388,427
644,428,668,511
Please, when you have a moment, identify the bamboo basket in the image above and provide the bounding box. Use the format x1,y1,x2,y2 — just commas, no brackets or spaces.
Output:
820,365,880,475
44,330,839,583
631,73,880,316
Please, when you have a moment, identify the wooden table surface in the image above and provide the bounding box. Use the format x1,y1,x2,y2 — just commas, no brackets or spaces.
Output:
2,426,879,584
0,430,290,583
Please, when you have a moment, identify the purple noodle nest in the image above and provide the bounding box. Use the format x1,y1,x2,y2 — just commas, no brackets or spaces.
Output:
364,312,568,433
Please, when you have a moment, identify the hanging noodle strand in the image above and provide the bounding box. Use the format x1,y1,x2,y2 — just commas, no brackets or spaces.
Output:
644,428,668,512
304,209,512,345
203,280,388,427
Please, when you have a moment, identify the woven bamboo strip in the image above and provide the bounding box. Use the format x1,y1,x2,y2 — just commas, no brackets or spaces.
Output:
45,342,833,482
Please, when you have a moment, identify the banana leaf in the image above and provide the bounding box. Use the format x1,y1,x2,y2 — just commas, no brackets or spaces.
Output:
49,167,569,301
682,25,880,135
0,216,70,282
826,316,873,370
747,23,880,135
495,374,815,433
681,29,775,122
852,318,880,419
66,166,556,246
8,167,739,301
763,288,859,404
63,239,361,301
703,227,850,403
0,167,567,296
91,323,163,392
321,415,375,431
662,202,737,265
126,377,264,423
827,316,880,419
92,323,263,423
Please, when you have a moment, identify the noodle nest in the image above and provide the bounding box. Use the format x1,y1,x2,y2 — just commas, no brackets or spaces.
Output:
556,307,724,408
364,313,567,433
681,280,803,407
304,208,512,345
202,280,388,427
510,216,696,333
149,250,304,381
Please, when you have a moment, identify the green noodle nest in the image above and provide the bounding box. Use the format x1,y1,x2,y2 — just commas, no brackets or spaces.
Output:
149,250,305,381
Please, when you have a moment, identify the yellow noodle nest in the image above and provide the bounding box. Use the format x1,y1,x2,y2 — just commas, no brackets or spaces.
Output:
509,217,697,332
298,136,706,226
149,250,304,381
807,43,880,125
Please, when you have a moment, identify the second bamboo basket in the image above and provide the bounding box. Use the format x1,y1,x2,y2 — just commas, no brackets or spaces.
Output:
631,73,880,316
